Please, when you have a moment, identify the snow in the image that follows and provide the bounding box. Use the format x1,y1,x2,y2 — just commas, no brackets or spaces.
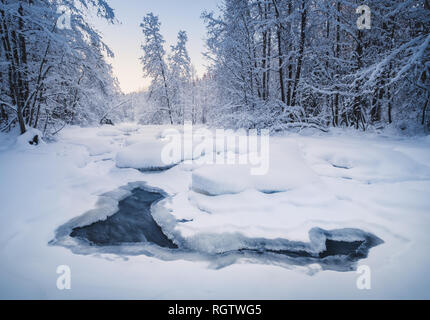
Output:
14,128,45,150
116,140,178,170
1,124,430,299
191,139,320,196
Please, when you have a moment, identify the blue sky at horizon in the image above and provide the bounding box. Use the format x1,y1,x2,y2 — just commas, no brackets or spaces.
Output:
93,0,220,94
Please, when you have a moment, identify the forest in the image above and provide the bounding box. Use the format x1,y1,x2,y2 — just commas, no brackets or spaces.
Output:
199,0,430,132
0,0,120,136
0,0,429,135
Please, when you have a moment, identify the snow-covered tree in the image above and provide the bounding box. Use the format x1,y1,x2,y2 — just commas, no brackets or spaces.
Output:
202,0,430,132
0,0,119,135
140,12,174,124
169,30,192,123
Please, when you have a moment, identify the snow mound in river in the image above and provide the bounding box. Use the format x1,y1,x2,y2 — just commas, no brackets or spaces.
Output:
116,140,180,171
191,139,320,196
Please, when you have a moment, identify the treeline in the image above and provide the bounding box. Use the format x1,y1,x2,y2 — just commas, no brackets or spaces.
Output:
128,72,215,126
137,13,214,125
202,0,430,132
0,0,120,136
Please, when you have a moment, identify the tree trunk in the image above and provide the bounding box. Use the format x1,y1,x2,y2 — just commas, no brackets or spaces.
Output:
353,30,363,129
286,1,293,106
161,66,173,125
423,93,429,126
273,0,285,107
291,0,307,107
333,1,341,126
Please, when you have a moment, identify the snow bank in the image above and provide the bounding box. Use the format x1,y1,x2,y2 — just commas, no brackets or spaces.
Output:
191,140,320,195
191,164,252,195
14,128,44,150
58,126,116,156
115,126,207,171
116,140,180,171
302,138,430,183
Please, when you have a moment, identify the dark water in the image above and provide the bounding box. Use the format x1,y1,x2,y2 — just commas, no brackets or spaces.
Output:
138,164,177,173
69,187,383,271
71,188,177,248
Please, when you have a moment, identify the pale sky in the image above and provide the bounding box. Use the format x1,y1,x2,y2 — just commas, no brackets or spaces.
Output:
93,0,220,93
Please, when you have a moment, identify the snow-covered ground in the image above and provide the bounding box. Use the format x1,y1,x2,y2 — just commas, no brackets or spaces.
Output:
1,123,430,299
